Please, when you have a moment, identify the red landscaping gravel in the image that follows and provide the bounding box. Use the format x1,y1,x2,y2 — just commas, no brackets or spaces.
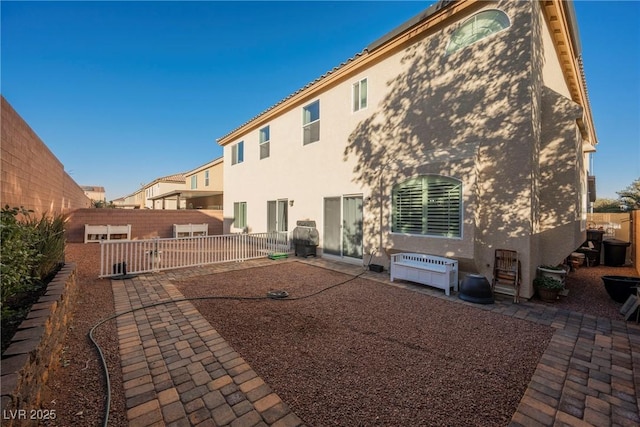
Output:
176,262,553,426
535,263,638,319
39,244,637,426
41,243,126,427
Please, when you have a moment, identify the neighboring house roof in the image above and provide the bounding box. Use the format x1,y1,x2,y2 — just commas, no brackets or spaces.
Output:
184,156,223,177
81,185,105,193
147,173,186,186
217,0,596,148
149,189,223,201
114,173,185,200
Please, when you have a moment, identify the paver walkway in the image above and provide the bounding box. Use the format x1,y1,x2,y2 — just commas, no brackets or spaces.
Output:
112,257,640,426
112,261,304,427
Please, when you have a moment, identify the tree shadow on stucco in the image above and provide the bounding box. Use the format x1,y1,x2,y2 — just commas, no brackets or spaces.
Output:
344,1,583,277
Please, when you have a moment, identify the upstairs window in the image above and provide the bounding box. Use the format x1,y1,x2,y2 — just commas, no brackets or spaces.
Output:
352,78,368,112
445,9,510,55
259,126,270,159
232,141,244,165
392,176,462,238
303,100,320,145
204,170,210,186
190,175,197,189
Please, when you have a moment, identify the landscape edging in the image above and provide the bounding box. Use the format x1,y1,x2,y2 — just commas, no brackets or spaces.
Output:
0,263,78,425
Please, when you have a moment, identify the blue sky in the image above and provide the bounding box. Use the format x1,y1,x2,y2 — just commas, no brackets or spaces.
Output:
2,1,638,202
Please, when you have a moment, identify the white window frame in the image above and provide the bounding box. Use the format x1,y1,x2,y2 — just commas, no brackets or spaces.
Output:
204,170,210,187
190,175,197,190
234,201,247,229
232,141,244,165
445,9,511,55
302,100,320,145
391,175,463,238
352,78,368,112
259,126,270,159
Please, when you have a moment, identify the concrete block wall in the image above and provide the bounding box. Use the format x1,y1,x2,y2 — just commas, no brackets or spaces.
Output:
0,264,79,425
1,96,91,215
66,209,224,243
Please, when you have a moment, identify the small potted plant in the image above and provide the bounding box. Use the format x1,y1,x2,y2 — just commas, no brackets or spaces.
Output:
537,264,567,283
533,276,564,302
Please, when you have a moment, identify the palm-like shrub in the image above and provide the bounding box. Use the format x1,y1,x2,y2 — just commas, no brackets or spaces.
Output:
1,206,66,326
26,211,66,281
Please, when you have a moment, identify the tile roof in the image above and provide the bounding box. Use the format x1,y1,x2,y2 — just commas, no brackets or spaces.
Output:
81,185,105,192
154,173,186,183
216,1,456,144
216,51,366,143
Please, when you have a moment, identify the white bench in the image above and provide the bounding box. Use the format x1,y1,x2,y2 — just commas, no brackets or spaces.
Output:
173,223,208,238
390,253,459,296
84,224,131,243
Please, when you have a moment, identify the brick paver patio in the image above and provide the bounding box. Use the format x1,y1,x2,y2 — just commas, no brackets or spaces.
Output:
112,259,304,427
111,257,640,426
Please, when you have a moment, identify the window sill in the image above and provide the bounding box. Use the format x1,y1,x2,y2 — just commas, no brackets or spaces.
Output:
389,232,463,240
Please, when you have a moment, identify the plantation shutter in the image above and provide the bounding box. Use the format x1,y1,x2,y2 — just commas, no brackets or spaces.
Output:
392,176,462,237
425,179,461,237
393,179,424,234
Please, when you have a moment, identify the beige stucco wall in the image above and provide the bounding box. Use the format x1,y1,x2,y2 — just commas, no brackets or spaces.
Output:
536,86,585,268
84,189,105,203
185,160,223,192
146,182,185,209
222,0,590,299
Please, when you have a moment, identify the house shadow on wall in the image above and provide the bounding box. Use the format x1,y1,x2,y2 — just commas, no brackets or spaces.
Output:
343,1,583,274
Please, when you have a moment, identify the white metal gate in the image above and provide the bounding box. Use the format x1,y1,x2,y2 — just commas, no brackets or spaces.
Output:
99,231,290,278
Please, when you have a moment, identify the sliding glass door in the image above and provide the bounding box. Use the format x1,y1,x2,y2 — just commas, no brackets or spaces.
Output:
323,195,363,259
267,199,288,232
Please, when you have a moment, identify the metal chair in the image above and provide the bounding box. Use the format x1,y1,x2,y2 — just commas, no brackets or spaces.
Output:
492,249,521,303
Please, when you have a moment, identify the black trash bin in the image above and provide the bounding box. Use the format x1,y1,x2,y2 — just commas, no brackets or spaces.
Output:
602,239,630,266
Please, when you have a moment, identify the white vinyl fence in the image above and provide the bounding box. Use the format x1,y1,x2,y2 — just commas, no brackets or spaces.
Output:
99,232,291,278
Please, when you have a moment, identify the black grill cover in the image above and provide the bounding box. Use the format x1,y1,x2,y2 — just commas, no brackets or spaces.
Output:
292,220,319,246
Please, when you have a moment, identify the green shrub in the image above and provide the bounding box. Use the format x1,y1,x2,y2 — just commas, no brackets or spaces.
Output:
1,207,39,316
26,211,66,280
533,276,564,290
0,206,66,321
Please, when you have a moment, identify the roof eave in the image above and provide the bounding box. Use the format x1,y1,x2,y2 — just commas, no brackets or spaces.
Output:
216,0,475,146
542,0,598,147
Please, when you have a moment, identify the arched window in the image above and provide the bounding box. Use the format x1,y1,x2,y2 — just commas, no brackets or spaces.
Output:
445,9,510,55
392,176,462,238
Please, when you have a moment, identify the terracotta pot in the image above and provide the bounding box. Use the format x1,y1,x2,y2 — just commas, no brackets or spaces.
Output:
537,287,560,302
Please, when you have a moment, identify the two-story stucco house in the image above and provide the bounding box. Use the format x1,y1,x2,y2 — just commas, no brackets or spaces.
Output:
150,157,224,210
81,185,106,204
144,173,186,209
217,0,597,300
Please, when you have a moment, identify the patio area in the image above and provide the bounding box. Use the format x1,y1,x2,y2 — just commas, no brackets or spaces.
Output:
45,245,640,426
